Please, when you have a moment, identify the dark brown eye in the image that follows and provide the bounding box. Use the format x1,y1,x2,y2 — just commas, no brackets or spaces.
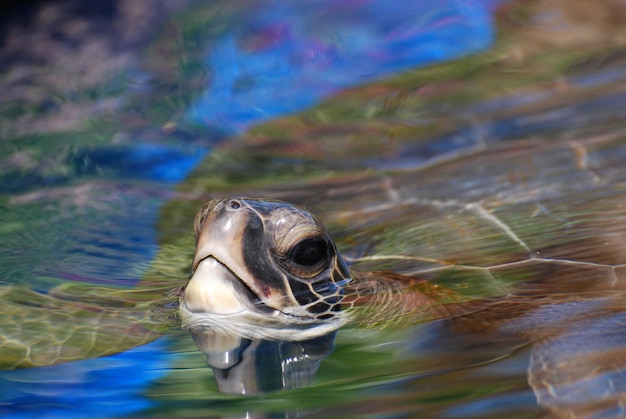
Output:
289,237,329,266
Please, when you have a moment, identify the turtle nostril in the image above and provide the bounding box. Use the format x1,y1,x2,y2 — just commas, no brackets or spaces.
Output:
228,199,242,210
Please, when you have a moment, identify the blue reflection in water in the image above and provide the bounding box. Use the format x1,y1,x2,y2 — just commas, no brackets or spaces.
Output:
0,339,171,419
70,145,208,183
1,1,501,417
188,0,501,133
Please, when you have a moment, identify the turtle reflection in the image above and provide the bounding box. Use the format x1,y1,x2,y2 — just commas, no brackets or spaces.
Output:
189,328,336,395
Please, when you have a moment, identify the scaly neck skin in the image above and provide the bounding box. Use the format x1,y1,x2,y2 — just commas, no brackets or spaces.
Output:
341,270,470,328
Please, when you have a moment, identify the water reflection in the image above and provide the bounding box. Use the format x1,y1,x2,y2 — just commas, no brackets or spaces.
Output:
189,0,501,133
190,329,336,395
0,339,171,419
528,305,626,417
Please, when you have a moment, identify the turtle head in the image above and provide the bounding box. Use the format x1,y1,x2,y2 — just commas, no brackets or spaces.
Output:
181,197,351,329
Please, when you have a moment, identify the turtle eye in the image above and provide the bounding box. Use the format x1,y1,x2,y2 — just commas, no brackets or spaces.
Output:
288,237,329,267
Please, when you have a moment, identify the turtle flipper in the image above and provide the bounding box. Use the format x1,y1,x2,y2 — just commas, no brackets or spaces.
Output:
0,285,170,369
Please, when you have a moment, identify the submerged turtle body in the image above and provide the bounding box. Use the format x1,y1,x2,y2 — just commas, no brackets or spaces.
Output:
2,128,626,415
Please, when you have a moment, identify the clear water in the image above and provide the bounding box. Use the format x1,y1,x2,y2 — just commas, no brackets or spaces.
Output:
2,0,626,418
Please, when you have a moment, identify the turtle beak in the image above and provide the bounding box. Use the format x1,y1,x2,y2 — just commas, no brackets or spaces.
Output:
184,256,257,314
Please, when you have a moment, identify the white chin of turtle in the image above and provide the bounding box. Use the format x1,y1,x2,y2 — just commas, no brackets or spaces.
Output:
184,257,251,315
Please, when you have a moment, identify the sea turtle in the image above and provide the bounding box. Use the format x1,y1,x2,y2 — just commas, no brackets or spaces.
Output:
2,129,626,416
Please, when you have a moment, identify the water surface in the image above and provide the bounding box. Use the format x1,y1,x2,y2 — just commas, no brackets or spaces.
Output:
2,0,626,418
